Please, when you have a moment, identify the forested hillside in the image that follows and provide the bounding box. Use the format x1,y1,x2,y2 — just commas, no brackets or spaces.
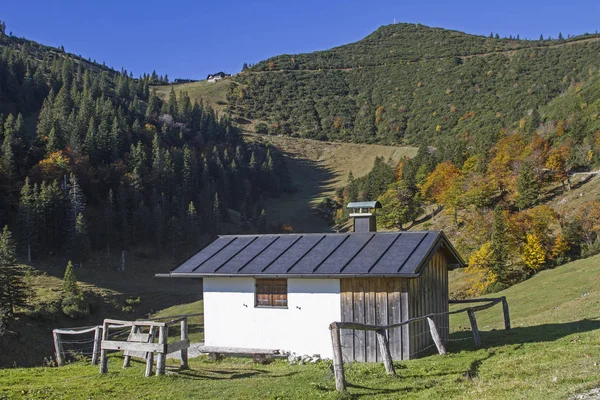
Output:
325,68,600,298
0,27,291,265
229,23,600,153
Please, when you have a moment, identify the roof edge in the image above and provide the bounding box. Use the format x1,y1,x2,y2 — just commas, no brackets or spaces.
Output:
412,230,466,275
156,272,421,279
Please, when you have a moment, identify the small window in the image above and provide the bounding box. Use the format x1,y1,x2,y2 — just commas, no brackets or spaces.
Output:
255,279,288,308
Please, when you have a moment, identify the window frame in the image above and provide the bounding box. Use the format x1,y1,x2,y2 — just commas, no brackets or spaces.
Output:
254,278,288,309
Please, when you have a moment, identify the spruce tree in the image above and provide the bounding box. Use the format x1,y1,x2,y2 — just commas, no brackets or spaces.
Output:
490,207,509,283
69,213,90,267
46,127,60,154
0,226,27,317
1,125,14,179
61,260,88,319
62,260,79,295
18,178,36,262
515,161,540,210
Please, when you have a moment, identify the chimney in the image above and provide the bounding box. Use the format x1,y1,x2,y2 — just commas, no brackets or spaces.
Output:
347,201,382,233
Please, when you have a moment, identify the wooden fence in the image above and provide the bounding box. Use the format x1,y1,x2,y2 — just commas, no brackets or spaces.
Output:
99,317,190,377
52,313,201,372
329,296,510,392
52,325,102,366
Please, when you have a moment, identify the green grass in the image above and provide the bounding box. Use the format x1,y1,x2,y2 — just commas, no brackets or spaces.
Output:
153,79,233,116
2,255,600,399
151,299,204,343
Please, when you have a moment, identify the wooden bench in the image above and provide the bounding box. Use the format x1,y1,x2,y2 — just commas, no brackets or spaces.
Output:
197,345,280,364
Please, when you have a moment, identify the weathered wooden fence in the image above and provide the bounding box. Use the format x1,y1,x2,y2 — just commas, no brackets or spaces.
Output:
52,325,102,366
99,316,190,377
52,313,202,371
329,296,510,391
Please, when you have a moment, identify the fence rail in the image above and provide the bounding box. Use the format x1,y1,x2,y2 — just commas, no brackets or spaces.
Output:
329,296,510,392
52,313,200,373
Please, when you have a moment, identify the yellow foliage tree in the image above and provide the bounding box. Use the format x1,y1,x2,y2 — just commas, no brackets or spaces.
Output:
522,233,546,271
37,151,70,181
487,132,527,195
420,161,461,204
465,242,498,296
545,146,570,190
551,233,570,260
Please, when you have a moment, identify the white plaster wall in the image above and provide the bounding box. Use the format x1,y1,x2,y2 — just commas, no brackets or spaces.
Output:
203,277,341,358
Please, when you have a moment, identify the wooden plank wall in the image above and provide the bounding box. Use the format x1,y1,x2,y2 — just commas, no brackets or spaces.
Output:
407,250,449,358
340,278,406,362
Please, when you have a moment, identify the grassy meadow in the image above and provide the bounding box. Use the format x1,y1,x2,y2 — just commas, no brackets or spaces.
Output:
2,254,600,399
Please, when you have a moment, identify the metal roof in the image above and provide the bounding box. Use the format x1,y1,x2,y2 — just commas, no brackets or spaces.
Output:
163,231,464,279
347,201,382,209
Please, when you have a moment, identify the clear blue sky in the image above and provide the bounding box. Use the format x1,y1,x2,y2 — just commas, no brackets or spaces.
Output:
3,0,599,80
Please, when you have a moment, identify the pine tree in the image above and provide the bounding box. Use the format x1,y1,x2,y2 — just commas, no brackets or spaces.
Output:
490,207,509,282
46,127,60,154
1,124,14,179
62,260,79,295
70,213,90,266
36,91,55,142
0,226,27,317
61,260,88,319
18,178,36,262
515,161,540,210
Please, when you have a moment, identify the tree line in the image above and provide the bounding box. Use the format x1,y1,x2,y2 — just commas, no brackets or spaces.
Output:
0,34,292,267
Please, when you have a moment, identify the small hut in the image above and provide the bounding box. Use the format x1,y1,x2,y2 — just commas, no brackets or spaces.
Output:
159,201,464,361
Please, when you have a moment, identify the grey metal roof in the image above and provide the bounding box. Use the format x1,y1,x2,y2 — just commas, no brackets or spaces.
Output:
165,231,464,278
347,201,382,209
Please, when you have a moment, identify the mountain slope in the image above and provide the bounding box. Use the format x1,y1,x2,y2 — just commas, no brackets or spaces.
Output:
2,253,600,398
228,23,600,151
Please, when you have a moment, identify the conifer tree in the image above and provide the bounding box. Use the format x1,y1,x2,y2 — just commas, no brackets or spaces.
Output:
1,124,14,179
515,161,540,210
18,178,36,262
69,213,90,267
61,260,88,319
62,260,79,295
490,207,509,282
0,226,27,318
46,127,60,154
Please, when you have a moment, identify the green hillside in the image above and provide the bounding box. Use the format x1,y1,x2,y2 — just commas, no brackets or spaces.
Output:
2,254,600,399
228,23,600,151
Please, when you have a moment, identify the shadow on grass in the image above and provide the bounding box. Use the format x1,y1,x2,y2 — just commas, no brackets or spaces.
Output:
449,318,600,352
171,368,298,381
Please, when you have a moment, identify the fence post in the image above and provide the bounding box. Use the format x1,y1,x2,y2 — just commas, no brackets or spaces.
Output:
467,310,481,347
91,326,101,365
123,325,138,368
145,326,155,377
180,318,189,370
426,317,447,355
52,330,64,367
375,329,396,376
99,321,109,373
156,325,168,376
501,298,511,330
329,323,346,392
